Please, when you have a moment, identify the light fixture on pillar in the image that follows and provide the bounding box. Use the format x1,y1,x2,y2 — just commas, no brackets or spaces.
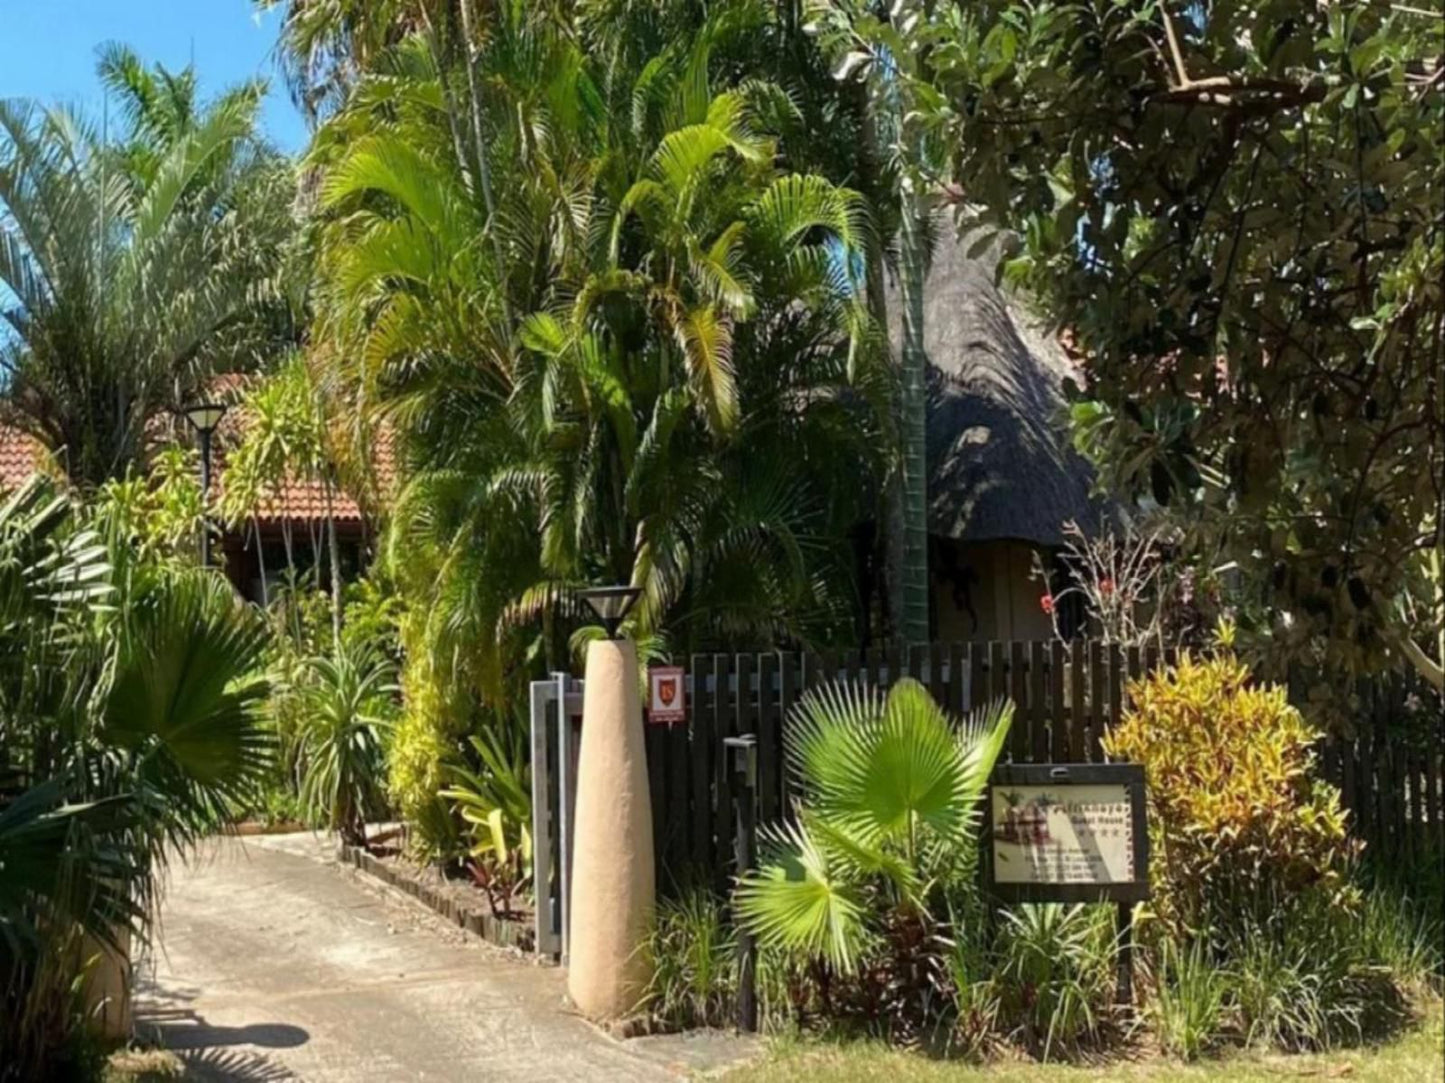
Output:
578,584,641,640
179,401,228,567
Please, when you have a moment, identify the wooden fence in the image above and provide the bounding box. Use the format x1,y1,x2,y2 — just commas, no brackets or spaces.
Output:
531,641,1442,955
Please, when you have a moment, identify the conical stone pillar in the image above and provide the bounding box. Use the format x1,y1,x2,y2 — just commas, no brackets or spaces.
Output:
566,638,655,1019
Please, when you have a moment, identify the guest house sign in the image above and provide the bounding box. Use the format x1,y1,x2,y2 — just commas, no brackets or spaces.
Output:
985,764,1149,904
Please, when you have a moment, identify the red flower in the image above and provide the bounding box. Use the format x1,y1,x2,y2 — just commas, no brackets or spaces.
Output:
1099,577,1116,596
1040,594,1055,614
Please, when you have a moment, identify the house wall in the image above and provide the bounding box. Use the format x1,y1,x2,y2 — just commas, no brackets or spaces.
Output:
932,538,1056,642
220,522,367,604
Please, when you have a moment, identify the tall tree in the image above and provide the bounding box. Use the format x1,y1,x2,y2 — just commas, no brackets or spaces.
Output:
889,0,1443,691
304,8,889,712
806,0,948,646
0,56,297,487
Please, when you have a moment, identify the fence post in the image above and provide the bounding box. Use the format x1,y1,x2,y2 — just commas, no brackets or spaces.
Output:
725,734,759,1032
529,678,559,958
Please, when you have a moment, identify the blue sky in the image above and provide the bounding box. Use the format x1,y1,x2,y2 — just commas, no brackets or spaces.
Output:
0,1,306,152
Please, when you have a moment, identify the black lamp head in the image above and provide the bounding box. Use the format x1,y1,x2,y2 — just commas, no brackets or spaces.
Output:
578,584,642,639
180,401,228,436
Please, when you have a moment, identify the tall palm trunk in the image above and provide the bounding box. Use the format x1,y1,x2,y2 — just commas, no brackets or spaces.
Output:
456,0,511,330
324,475,343,648
896,190,931,646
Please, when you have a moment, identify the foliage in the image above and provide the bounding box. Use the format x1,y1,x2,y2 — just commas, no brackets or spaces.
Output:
1354,883,1443,994
219,354,357,632
723,1003,1445,1082
1225,896,1407,1052
385,672,464,862
91,448,206,576
0,55,298,487
643,886,738,1030
1148,934,1229,1061
439,719,532,917
992,904,1115,1057
1102,649,1356,937
299,2,891,730
850,0,1445,693
0,477,271,1078
736,678,1011,1039
1033,520,1222,649
291,642,395,845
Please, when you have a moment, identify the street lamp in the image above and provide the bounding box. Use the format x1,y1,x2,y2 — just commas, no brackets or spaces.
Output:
577,584,641,639
180,401,228,567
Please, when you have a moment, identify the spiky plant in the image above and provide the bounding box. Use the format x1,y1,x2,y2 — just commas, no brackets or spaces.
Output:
734,678,1012,1035
1,476,273,1077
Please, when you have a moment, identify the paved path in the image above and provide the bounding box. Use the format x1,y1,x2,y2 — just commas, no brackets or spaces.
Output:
137,832,748,1082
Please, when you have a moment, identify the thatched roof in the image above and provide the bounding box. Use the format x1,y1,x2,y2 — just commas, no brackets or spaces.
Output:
888,226,1108,548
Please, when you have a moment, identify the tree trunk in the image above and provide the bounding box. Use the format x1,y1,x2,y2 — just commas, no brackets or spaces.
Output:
896,186,931,646
253,517,269,607
456,0,511,329
324,475,343,648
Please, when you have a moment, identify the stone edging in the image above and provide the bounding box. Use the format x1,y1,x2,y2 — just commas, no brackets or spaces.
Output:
336,842,537,955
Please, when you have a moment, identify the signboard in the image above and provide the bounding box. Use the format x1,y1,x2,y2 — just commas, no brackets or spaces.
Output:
647,666,686,725
985,764,1149,904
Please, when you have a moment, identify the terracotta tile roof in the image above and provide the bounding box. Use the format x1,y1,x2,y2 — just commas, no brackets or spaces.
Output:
0,426,50,492
0,393,396,527
222,424,396,527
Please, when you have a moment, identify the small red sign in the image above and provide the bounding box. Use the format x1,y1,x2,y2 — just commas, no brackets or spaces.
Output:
648,666,686,724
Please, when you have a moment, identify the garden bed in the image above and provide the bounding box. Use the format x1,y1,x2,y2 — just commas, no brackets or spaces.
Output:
336,842,535,954
231,819,308,836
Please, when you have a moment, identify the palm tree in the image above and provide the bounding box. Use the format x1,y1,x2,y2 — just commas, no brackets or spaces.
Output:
0,476,273,1075
733,679,1011,1031
307,14,889,705
0,56,296,488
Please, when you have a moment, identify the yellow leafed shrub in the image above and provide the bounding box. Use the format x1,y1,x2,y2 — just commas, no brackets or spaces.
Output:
387,665,465,860
1103,651,1357,936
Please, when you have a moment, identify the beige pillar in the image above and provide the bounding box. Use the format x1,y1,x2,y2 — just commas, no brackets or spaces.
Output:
81,928,131,1040
566,638,655,1020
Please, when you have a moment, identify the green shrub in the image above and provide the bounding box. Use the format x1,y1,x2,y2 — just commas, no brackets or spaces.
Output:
384,676,462,861
1103,650,1357,937
735,679,1012,1041
644,888,738,1029
292,642,395,844
992,904,1115,1058
1148,935,1228,1060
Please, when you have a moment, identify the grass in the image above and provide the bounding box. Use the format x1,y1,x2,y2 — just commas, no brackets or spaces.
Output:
724,1001,1444,1083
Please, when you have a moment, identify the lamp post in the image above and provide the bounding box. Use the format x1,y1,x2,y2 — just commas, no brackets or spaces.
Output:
181,402,227,568
567,583,654,1020
578,584,641,639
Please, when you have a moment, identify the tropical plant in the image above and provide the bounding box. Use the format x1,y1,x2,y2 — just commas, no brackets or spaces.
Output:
439,718,531,916
302,7,891,749
1104,647,1357,939
735,678,1012,1038
993,903,1116,1057
643,886,737,1030
805,0,946,647
1147,934,1229,1061
291,642,395,846
0,55,297,487
0,476,272,1078
220,355,355,630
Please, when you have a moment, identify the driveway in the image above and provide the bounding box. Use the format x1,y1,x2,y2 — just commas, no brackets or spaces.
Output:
137,832,749,1082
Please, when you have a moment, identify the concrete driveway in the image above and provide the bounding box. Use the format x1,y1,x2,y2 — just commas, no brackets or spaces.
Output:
137,832,749,1082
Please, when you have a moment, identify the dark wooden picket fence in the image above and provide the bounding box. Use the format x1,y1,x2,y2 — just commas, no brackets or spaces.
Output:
640,643,1443,884
531,640,1442,957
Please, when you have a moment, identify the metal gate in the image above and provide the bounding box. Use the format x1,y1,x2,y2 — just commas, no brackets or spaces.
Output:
529,673,583,960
